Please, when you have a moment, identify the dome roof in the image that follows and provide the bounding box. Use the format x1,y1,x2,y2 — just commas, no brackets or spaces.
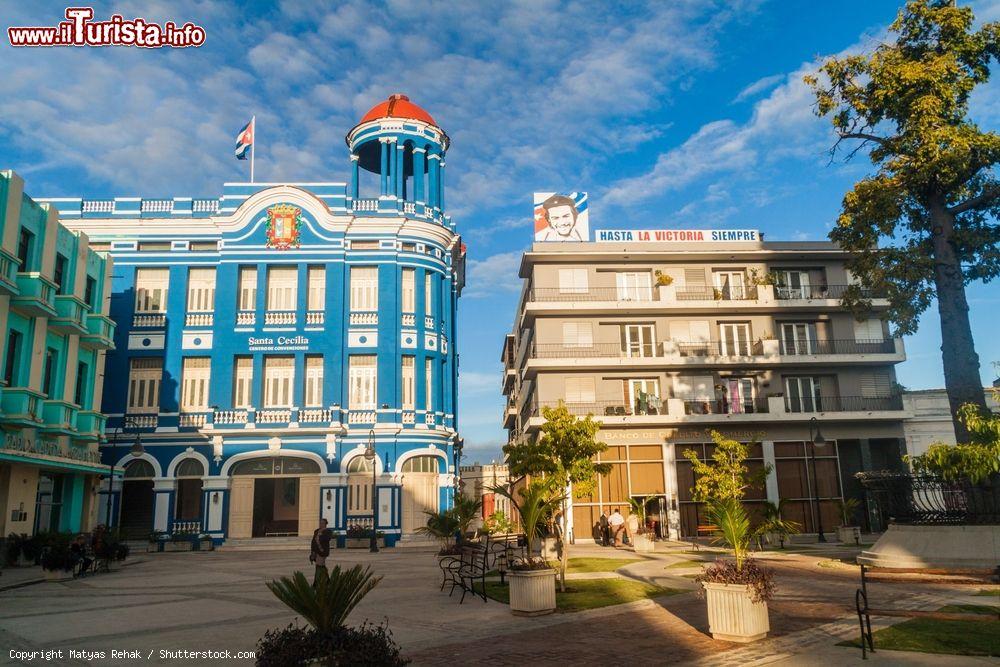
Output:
359,94,437,126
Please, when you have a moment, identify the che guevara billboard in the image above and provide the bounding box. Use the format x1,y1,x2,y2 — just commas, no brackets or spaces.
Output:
533,192,589,242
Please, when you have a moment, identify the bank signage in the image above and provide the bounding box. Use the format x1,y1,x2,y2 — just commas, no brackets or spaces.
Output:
247,335,310,351
595,229,760,243
2,433,102,465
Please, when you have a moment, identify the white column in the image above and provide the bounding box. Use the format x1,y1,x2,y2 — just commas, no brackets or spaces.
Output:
762,440,779,504
152,477,176,532
663,442,681,540
202,476,229,533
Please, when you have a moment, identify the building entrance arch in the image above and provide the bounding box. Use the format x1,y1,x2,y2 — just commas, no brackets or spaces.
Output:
401,455,441,535
227,455,321,539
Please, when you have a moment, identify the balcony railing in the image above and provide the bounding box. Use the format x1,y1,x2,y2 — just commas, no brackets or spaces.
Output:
52,295,88,333
213,409,249,425
264,311,296,326
82,314,115,349
424,316,435,329
300,408,333,423
236,310,256,326
0,250,18,295
306,311,324,325
683,398,769,415
352,198,379,212
133,313,166,328
402,314,416,327
533,343,660,359
778,338,896,355
13,272,56,315
775,284,886,300
859,471,1000,525
185,312,214,327
531,400,668,418
784,394,904,413
123,414,158,428
257,409,292,423
676,285,758,301
348,411,377,424
179,413,207,428
529,287,655,303
350,311,378,326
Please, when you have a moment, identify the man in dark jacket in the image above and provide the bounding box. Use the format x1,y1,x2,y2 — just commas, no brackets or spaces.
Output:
310,518,332,585
599,511,610,547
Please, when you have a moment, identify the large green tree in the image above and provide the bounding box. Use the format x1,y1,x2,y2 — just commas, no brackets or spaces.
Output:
805,0,1000,442
503,403,610,591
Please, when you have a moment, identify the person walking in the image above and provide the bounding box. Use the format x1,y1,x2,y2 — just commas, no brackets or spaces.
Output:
310,518,332,586
598,511,610,547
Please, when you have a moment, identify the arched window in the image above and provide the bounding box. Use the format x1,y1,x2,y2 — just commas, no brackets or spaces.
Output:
175,458,205,478
123,460,155,479
401,455,439,473
345,457,373,474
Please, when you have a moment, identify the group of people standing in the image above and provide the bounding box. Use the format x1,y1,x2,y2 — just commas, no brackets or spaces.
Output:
596,509,643,547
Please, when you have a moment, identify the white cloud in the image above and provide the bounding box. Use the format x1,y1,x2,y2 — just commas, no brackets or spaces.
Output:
732,73,784,103
463,251,525,299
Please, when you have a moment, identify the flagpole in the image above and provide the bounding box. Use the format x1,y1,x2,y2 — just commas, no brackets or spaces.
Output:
250,115,256,184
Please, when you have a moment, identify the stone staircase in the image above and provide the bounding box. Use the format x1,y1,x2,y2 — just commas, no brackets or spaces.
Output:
217,536,312,552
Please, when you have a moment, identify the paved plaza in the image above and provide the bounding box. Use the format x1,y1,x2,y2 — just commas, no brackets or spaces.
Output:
0,543,993,666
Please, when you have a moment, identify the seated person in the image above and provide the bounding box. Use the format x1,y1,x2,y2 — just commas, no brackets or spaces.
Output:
70,535,93,575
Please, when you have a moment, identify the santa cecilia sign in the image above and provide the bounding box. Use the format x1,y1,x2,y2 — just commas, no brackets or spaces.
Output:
596,229,760,243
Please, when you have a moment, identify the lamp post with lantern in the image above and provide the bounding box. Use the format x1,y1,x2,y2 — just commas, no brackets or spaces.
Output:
364,429,379,553
808,417,827,543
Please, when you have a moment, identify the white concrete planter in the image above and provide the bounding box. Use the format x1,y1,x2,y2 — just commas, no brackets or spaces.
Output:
657,284,676,303
703,582,769,642
632,533,655,552
530,536,560,561
508,568,557,616
837,526,861,545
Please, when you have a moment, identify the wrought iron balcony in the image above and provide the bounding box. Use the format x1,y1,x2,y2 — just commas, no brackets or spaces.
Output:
775,284,886,300
784,394,904,413
858,471,1000,525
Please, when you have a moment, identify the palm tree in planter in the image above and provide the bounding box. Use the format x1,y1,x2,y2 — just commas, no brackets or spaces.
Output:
836,498,863,545
492,478,565,616
627,497,655,552
259,564,406,666
417,509,462,555
698,498,776,642
755,500,801,549
451,495,483,543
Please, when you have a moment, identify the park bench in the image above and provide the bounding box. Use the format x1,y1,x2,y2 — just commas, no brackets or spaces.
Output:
854,562,1000,659
438,538,489,604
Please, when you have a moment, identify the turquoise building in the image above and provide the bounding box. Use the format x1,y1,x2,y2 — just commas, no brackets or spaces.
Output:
0,170,115,539
42,95,466,545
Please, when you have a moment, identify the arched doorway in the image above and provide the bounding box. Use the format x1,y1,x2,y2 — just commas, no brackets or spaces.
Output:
228,456,321,539
401,455,440,535
174,458,205,530
120,460,155,539
345,457,373,521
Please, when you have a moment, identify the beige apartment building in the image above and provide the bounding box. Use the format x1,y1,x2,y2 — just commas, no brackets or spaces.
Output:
502,235,909,541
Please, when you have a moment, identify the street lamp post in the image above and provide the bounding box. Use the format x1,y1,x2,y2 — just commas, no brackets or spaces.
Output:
364,429,379,553
808,417,827,543
104,416,146,533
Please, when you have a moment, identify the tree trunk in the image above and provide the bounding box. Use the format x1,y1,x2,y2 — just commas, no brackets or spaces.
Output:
559,498,568,593
928,201,988,442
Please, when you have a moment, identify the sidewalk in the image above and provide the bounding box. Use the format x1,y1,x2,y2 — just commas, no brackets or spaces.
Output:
0,566,44,591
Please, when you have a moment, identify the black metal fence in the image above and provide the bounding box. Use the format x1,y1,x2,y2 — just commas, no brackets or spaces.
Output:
858,471,1000,525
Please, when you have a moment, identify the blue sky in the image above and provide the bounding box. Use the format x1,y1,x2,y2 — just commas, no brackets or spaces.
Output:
2,1,999,464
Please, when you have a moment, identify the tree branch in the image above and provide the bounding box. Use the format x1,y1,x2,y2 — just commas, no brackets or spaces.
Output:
948,184,1000,215
838,131,890,146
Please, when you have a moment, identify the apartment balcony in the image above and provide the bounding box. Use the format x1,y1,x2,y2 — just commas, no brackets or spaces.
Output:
524,393,907,430
402,313,416,327
50,295,89,335
0,387,44,428
39,399,79,436
522,283,889,321
300,407,335,424
11,272,57,318
81,314,116,350
502,367,517,395
185,312,214,327
74,411,107,442
0,249,19,296
236,310,256,326
120,413,158,429
349,311,378,326
133,312,167,328
524,338,903,376
306,310,325,326
502,400,518,429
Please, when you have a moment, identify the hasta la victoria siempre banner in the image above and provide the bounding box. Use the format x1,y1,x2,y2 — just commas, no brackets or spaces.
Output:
596,229,760,242
534,192,589,242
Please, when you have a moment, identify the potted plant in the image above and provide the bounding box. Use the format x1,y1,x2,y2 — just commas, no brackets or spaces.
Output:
166,530,194,552
627,497,655,552
492,479,565,616
654,270,676,302
417,509,461,556
698,498,775,642
40,534,75,581
257,564,406,665
483,510,514,536
755,499,801,548
836,498,862,544
148,530,168,553
345,524,385,549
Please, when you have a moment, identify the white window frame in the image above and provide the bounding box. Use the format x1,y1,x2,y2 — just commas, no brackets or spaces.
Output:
307,266,326,311
233,356,253,409
135,268,169,313
623,324,655,357
558,268,588,294
781,322,815,355
186,268,216,313
713,271,746,299
402,268,416,314
424,272,433,313
401,356,415,409
180,357,211,412
266,266,297,311
719,322,752,356
853,318,885,343
127,358,162,414
304,355,324,407
263,356,295,408
785,376,820,413
562,322,593,349
616,272,653,301
349,355,377,410
778,270,811,299
238,266,257,311
350,266,379,311
424,358,433,411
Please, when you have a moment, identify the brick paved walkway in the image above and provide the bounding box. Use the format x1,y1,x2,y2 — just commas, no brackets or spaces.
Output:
407,553,970,666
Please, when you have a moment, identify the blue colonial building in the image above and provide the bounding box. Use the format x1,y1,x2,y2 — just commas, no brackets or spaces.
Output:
41,95,466,545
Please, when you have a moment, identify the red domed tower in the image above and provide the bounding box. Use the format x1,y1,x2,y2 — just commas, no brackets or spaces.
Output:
346,94,450,217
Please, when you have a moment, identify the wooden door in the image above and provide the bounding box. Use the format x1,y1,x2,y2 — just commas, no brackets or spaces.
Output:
298,476,320,537
228,477,254,539
402,474,439,534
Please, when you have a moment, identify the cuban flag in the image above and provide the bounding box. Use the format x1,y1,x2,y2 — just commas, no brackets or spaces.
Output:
235,117,254,160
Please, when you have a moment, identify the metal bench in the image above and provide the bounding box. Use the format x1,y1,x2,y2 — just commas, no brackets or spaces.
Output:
855,563,1000,659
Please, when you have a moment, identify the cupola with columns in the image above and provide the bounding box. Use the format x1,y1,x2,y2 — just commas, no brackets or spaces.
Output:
346,94,450,219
